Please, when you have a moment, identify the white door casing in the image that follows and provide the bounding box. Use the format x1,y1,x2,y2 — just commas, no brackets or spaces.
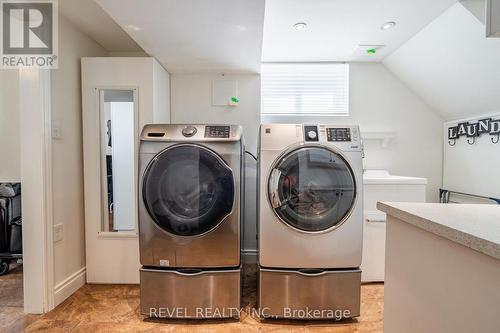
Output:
19,68,55,313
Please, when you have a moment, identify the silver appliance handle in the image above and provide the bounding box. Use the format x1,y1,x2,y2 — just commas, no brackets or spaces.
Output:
268,168,283,209
140,268,240,276
297,269,327,276
260,268,362,276
366,217,386,223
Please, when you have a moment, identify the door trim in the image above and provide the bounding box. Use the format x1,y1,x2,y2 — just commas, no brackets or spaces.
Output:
19,68,55,313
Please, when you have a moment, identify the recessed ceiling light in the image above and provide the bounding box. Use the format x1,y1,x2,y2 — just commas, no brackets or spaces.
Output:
126,24,141,32
381,21,396,30
293,22,307,31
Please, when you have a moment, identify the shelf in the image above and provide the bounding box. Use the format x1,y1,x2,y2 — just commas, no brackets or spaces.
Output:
361,131,397,148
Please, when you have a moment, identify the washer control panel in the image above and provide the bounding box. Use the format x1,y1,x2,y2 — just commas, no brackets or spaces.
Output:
326,127,351,142
304,125,319,142
205,125,230,138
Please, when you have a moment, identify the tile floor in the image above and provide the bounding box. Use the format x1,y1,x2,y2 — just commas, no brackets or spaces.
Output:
0,265,384,332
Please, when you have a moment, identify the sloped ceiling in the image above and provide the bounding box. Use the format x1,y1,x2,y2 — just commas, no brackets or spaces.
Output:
384,2,500,120
96,0,265,73
73,0,498,121
59,0,143,52
459,0,485,23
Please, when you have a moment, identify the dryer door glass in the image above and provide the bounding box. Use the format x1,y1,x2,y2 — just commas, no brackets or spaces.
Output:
268,146,356,232
142,144,234,236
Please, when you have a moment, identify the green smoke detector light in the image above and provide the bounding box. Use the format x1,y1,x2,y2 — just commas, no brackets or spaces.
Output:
366,48,377,55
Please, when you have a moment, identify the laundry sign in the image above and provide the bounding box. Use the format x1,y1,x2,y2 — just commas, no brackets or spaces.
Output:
448,117,500,145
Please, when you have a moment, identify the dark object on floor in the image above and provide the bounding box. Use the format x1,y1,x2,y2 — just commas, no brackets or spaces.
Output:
0,260,8,275
0,183,22,276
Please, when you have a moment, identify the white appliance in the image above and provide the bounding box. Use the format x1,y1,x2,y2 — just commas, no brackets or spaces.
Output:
138,124,243,318
258,124,364,319
362,170,427,282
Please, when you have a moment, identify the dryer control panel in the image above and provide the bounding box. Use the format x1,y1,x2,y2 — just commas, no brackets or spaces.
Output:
204,125,230,138
326,127,351,142
140,124,242,142
302,125,360,144
321,125,361,144
320,124,362,152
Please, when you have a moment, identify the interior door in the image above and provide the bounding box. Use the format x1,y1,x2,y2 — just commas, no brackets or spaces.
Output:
142,144,234,236
268,146,356,232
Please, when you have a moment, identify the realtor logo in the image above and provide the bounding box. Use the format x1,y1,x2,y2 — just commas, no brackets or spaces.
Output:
1,0,58,68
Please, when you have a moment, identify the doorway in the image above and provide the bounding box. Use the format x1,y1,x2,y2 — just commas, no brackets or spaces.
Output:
0,184,23,316
0,68,25,320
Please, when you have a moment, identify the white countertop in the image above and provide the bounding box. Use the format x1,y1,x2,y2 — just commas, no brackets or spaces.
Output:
377,202,500,260
363,170,427,185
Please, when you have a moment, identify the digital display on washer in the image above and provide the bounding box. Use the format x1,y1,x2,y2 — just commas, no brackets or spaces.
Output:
327,128,351,142
205,126,230,138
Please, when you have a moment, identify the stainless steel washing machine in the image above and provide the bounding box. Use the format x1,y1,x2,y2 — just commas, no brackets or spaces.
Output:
138,124,243,318
258,124,364,320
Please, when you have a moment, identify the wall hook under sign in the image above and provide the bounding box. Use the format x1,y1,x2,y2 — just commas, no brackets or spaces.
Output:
448,139,456,146
467,137,475,145
492,135,500,144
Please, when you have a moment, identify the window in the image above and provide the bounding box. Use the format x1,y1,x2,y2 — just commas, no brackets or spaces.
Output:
261,63,349,116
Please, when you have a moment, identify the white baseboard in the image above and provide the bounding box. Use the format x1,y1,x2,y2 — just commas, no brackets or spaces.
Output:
54,267,86,307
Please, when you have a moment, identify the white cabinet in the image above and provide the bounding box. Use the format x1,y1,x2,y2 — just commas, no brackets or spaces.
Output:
361,170,426,282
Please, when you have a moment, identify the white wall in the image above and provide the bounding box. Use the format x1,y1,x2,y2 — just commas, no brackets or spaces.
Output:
383,3,500,120
171,65,443,252
51,15,107,295
153,60,171,123
170,73,260,253
0,70,20,182
171,74,260,153
351,63,442,201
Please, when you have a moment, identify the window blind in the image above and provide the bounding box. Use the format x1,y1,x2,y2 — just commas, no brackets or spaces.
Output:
261,63,349,116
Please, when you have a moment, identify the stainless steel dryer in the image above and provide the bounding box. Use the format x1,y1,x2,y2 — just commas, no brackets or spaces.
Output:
138,124,243,318
258,124,364,320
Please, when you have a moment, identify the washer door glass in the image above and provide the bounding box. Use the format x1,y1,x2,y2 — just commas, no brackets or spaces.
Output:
268,146,356,232
142,144,234,236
